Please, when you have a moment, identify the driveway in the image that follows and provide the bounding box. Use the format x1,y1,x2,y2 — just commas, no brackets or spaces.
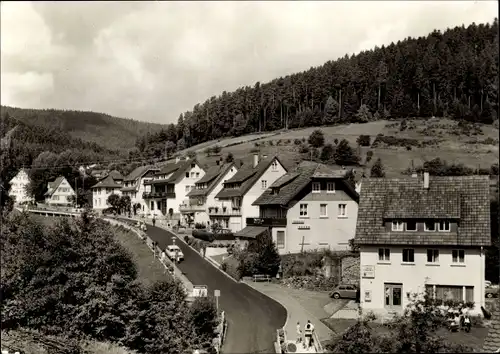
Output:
121,220,287,353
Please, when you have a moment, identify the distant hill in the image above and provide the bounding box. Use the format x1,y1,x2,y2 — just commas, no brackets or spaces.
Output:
0,106,168,151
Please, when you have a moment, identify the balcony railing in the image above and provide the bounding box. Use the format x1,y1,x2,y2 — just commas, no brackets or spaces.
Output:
142,191,176,199
208,207,242,217
246,217,287,227
179,203,206,212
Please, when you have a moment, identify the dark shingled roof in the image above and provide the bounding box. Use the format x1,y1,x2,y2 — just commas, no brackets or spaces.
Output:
123,165,158,182
44,176,66,196
355,175,491,247
91,175,122,189
152,158,201,183
108,170,124,181
188,163,235,197
253,162,358,206
234,226,268,239
215,155,288,199
484,309,500,352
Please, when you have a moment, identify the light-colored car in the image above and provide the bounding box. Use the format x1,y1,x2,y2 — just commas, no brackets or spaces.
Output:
166,245,184,262
330,284,358,299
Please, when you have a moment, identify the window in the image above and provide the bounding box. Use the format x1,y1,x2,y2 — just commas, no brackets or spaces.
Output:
427,249,439,263
391,221,404,231
320,204,327,217
312,182,321,193
438,220,450,232
272,160,278,170
191,172,195,178
402,249,415,263
424,221,436,231
276,231,285,249
261,180,267,189
327,182,335,193
185,172,189,178
378,248,390,261
191,163,195,168
185,186,190,192
196,172,200,178
452,249,465,263
338,204,347,217
299,203,308,217
406,220,417,231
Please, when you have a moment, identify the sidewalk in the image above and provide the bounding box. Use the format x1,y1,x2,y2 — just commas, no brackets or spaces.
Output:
244,281,335,344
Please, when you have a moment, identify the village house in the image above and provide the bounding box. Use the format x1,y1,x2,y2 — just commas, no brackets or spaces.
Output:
142,157,205,218
44,176,76,206
181,161,238,227
91,174,123,211
90,169,109,180
8,169,33,205
250,161,359,254
213,154,288,233
120,166,159,214
355,173,491,318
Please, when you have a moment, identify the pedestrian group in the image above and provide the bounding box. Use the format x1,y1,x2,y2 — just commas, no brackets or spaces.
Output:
296,320,315,350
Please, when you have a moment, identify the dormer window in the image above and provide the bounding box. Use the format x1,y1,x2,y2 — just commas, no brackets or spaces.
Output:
185,172,189,178
438,220,450,232
424,221,436,232
406,221,417,231
312,182,321,193
327,182,335,193
271,161,278,170
391,221,404,232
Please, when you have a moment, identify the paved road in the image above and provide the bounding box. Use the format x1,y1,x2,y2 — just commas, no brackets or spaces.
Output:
119,219,287,353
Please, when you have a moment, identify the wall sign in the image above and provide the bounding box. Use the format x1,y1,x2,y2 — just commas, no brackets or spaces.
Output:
292,220,305,224
297,225,310,230
362,265,375,279
364,290,372,302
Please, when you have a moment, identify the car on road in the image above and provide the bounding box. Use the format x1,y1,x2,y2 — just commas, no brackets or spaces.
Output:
486,285,499,298
330,284,358,299
166,245,184,262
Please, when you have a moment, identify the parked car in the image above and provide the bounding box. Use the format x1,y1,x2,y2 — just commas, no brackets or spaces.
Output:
166,245,184,262
486,286,499,298
330,284,358,299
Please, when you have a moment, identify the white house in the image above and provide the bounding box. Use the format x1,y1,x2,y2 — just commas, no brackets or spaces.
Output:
213,154,288,232
8,169,33,204
121,166,159,215
142,157,205,218
181,160,238,227
44,176,76,206
251,161,359,254
355,173,490,318
91,174,123,211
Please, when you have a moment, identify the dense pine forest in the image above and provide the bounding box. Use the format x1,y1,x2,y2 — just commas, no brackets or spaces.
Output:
136,20,498,155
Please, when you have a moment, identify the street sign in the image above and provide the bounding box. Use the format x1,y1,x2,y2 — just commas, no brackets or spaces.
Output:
193,285,208,297
214,289,220,297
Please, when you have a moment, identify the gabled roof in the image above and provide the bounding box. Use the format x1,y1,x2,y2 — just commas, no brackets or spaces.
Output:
44,176,66,197
90,175,122,189
153,158,201,183
253,162,358,206
123,165,158,182
215,155,288,199
108,170,124,181
484,308,500,352
355,175,491,247
188,163,235,197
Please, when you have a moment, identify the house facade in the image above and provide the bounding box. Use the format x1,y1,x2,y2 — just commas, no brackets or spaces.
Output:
8,169,33,204
120,166,159,214
181,161,238,227
142,157,205,217
213,154,288,233
44,176,76,206
251,162,359,254
91,175,123,211
355,173,490,318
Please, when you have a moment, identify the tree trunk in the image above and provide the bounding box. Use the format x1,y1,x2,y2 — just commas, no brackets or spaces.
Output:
378,84,381,108
280,103,283,127
468,96,471,109
481,89,483,111
417,92,420,111
433,83,437,115
339,89,342,119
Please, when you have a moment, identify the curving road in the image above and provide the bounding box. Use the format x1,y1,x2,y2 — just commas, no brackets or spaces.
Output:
120,219,287,353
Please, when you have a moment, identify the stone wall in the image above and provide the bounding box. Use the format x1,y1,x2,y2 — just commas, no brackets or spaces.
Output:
341,256,360,285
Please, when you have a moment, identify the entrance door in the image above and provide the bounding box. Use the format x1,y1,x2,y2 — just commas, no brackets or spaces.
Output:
384,283,403,309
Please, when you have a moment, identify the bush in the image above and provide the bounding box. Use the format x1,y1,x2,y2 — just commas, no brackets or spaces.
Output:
356,135,371,147
308,129,325,148
294,138,302,145
299,145,310,154
194,223,206,229
184,235,190,243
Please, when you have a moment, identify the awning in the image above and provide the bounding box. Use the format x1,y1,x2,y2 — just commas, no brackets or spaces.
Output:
234,226,268,239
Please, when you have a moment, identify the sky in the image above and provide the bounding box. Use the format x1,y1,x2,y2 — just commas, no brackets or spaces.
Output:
1,1,497,124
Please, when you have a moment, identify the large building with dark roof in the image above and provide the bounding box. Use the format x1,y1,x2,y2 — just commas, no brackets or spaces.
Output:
212,153,288,232
355,173,491,318
121,165,159,214
91,174,124,210
249,161,359,254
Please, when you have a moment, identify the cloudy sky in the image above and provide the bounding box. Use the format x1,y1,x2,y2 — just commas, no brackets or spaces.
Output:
1,1,497,124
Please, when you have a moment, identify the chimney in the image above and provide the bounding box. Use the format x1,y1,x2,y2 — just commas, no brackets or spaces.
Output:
216,160,220,166
262,154,268,159
253,153,259,168
423,172,429,189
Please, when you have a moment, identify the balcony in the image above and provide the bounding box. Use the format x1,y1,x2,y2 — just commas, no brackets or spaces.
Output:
208,206,242,217
142,191,176,199
179,203,206,212
246,217,287,227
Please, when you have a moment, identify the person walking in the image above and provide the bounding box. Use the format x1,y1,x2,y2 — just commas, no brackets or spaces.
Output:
296,321,302,344
304,320,315,349
152,217,156,227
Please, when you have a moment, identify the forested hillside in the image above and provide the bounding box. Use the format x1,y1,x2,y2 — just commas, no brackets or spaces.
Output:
136,20,498,155
0,106,167,151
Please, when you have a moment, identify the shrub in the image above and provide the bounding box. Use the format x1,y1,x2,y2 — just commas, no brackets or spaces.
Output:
184,235,190,243
299,145,310,154
308,129,325,148
250,147,259,153
294,138,302,145
356,135,371,147
320,144,335,163
194,223,206,229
